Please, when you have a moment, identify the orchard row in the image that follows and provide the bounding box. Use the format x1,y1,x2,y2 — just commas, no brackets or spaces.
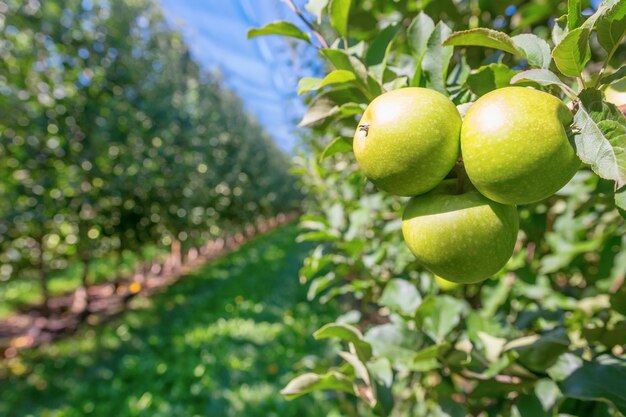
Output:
0,0,298,308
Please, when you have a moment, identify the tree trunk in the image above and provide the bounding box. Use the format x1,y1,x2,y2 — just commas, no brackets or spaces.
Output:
71,257,90,317
37,235,50,314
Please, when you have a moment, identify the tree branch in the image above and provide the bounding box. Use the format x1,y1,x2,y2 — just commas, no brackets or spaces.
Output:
281,0,330,48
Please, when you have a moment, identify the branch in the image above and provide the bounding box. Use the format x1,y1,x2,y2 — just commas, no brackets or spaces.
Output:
282,0,329,48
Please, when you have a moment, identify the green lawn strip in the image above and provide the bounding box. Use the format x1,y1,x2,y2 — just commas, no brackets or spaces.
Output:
0,224,341,417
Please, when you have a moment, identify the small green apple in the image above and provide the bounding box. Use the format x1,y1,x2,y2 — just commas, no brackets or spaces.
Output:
402,180,518,284
353,87,461,196
461,87,579,205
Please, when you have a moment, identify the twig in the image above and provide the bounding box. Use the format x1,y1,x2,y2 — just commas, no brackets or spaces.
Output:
281,0,329,48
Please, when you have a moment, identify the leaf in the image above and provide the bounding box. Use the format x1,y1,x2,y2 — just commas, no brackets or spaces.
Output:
247,21,310,42
297,70,357,95
596,0,626,54
329,0,352,38
298,94,338,127
407,12,435,86
466,63,518,96
379,279,422,315
511,34,551,69
505,328,570,372
422,21,454,94
305,0,329,24
442,28,524,57
558,355,626,415
610,284,626,315
410,345,443,372
573,89,626,188
364,323,422,371
322,49,381,98
365,23,400,81
320,136,353,161
552,15,569,46
297,230,340,242
601,65,626,86
552,27,591,77
338,351,371,386
567,0,582,30
511,69,577,98
314,322,372,359
415,295,466,343
616,185,626,217
281,371,355,400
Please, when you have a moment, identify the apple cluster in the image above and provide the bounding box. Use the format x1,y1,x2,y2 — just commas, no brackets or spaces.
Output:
353,87,579,284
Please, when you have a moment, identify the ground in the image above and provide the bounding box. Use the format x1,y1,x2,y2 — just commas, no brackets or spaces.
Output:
0,224,341,417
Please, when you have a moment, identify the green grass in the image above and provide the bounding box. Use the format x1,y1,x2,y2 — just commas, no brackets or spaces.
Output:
0,224,341,417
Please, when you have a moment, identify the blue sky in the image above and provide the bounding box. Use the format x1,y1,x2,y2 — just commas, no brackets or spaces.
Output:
158,0,321,152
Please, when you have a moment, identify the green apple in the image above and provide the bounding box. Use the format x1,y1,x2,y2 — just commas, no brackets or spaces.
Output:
402,180,518,284
353,87,461,196
434,274,459,291
461,87,579,205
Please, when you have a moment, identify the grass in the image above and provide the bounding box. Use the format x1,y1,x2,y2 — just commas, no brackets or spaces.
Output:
0,223,341,417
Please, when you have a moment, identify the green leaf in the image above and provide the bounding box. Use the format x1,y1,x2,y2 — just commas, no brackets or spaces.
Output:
248,21,310,42
320,136,353,161
407,12,435,86
422,21,454,94
616,185,626,217
314,322,372,359
596,0,626,54
567,0,582,30
305,0,329,24
383,76,409,91
364,323,422,371
552,15,569,46
558,355,626,415
573,89,626,188
379,279,422,315
338,351,371,387
410,344,443,372
610,284,626,315
443,28,524,57
329,0,352,38
298,95,339,127
365,23,400,81
511,69,577,98
281,371,355,400
322,48,381,98
601,65,626,86
297,70,357,95
552,27,591,77
511,34,551,69
415,295,466,343
505,328,570,372
466,63,518,96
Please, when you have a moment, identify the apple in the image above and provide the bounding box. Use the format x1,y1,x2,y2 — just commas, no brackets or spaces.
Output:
402,180,518,284
353,87,461,196
461,87,579,205
434,274,459,291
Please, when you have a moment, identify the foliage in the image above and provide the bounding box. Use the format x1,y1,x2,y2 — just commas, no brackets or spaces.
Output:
250,0,626,415
0,0,298,307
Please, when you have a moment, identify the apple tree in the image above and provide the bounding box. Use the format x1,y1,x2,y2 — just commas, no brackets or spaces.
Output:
250,0,626,415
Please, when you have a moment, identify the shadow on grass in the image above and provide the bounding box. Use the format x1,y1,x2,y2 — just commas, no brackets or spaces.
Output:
0,224,339,417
